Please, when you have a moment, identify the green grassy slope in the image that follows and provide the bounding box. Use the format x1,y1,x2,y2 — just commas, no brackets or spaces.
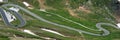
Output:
0,0,120,40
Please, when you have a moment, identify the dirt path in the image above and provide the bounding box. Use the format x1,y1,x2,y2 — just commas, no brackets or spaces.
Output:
0,18,2,21
65,0,80,18
38,0,56,10
38,0,46,9
67,8,79,18
77,6,91,13
65,0,69,5
115,15,120,23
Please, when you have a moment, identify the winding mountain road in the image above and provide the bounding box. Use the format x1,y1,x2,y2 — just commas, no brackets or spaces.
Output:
0,8,26,28
1,4,120,36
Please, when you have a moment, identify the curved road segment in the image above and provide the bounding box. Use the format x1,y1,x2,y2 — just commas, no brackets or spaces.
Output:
1,4,120,36
0,8,26,28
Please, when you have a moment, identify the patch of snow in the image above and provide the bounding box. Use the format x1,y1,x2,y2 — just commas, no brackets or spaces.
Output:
118,0,120,2
9,7,20,12
3,10,16,22
44,37,51,40
41,28,66,37
0,0,7,2
28,7,34,9
46,14,51,16
0,0,3,2
40,9,46,12
41,37,51,40
22,2,30,7
23,29,38,36
116,23,120,28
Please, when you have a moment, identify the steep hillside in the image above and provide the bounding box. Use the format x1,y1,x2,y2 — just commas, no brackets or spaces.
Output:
0,0,120,40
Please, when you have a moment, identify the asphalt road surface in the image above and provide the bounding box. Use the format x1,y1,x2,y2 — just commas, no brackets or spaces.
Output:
0,8,26,28
1,4,120,36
